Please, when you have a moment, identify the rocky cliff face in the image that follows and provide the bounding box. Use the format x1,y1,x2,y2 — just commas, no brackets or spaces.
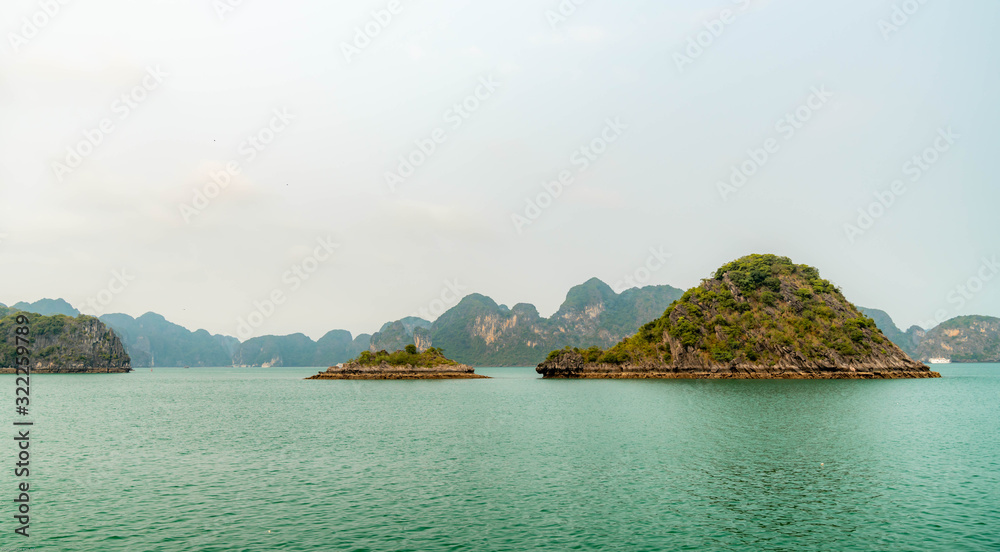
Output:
538,255,938,379
0,310,131,373
412,327,432,351
914,316,1000,362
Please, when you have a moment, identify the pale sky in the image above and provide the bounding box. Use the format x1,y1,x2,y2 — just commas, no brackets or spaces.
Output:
1,0,997,339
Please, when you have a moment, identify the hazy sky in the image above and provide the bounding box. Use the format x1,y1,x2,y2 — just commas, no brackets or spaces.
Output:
1,0,998,339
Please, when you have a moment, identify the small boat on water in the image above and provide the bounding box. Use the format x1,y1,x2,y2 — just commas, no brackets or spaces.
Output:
928,357,951,364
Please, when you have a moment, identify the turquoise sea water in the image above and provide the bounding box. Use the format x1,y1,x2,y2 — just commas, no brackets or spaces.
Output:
3,364,998,551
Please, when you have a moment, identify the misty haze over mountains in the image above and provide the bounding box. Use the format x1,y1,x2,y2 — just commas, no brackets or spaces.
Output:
10,279,683,367
9,281,999,367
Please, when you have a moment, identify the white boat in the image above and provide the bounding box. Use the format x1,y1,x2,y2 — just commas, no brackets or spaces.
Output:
927,357,951,364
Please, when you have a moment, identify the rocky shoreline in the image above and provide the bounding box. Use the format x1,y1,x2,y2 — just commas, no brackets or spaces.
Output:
537,368,941,379
307,360,488,380
0,366,132,374
536,354,941,379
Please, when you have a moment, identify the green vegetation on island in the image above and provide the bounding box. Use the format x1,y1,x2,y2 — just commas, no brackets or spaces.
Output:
0,307,131,373
539,255,936,378
14,263,993,371
355,345,458,367
309,344,485,379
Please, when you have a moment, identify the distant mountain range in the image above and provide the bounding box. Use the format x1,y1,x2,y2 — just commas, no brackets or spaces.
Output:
414,278,686,365
233,278,683,366
10,280,683,367
857,308,924,357
13,298,80,317
9,285,999,367
99,312,238,368
232,330,371,368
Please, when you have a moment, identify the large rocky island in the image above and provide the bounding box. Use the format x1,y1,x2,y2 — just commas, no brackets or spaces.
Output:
912,315,1000,363
308,346,487,380
537,255,940,379
0,306,132,374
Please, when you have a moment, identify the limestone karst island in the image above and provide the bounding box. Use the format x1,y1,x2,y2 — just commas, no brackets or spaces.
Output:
0,306,132,374
308,345,487,379
537,255,941,379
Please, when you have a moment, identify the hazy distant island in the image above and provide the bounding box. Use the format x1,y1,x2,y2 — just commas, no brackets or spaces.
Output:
0,305,132,374
537,255,940,379
910,315,1000,363
856,309,1000,363
308,345,487,379
8,271,998,370
8,279,684,368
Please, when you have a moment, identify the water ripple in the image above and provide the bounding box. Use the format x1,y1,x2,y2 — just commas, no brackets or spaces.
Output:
9,364,1000,551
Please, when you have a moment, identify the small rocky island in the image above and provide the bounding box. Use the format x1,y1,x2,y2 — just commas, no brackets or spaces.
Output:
537,255,940,379
308,345,487,380
0,307,132,374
